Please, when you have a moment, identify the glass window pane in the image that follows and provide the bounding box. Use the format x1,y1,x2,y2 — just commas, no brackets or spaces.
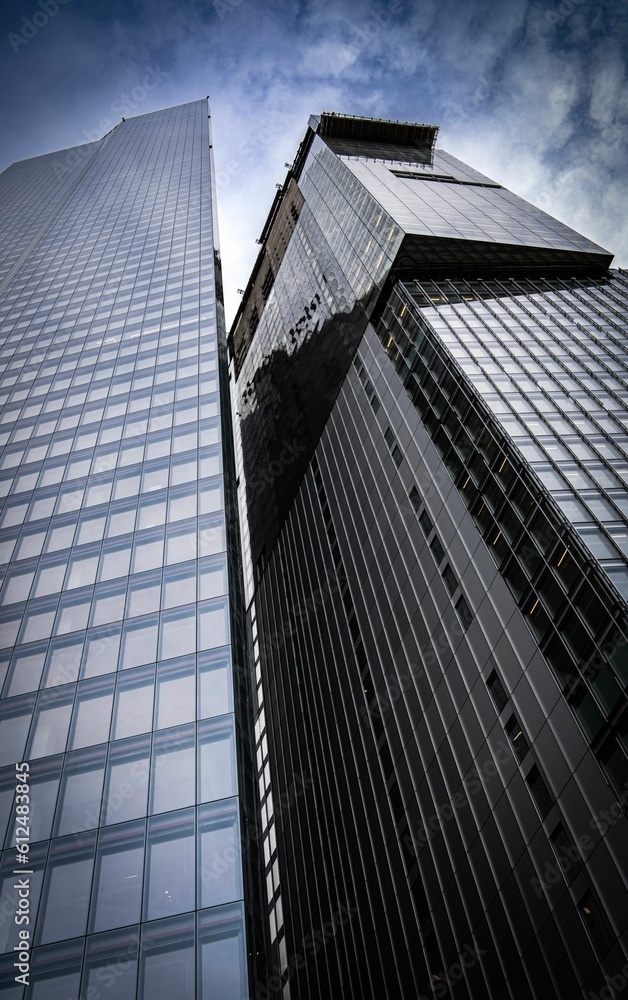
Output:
198,716,237,804
120,616,158,670
159,606,196,661
55,588,92,635
69,676,114,750
99,539,132,582
198,598,229,652
25,937,82,999
83,928,139,1000
199,513,225,556
165,522,196,565
137,494,167,530
132,529,164,573
0,694,36,767
54,746,106,837
91,820,145,933
155,656,195,730
8,756,62,846
81,624,121,678
198,902,247,1000
127,571,162,618
112,666,155,740
43,633,84,688
138,913,195,1000
150,726,195,815
90,580,127,627
5,644,47,697
67,546,100,589
162,562,196,610
28,688,74,759
102,735,150,826
198,555,227,600
144,809,195,922
198,799,242,909
19,599,57,644
198,649,233,720
37,833,96,945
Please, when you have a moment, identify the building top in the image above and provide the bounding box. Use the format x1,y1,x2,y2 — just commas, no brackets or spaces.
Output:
310,112,438,152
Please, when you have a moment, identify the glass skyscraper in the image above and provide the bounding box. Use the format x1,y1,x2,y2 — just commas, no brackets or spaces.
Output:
0,101,264,998
231,114,628,999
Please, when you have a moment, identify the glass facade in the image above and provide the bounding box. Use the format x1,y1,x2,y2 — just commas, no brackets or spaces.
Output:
232,115,628,999
0,101,262,997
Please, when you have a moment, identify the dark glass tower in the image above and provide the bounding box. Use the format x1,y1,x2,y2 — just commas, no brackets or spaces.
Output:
0,101,264,999
231,114,628,999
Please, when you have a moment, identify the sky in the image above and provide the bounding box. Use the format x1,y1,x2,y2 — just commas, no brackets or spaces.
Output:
1,0,627,325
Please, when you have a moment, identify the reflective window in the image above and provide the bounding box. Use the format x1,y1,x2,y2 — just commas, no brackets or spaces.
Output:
91,820,145,933
54,746,106,837
198,650,233,719
198,902,248,1000
198,798,242,909
150,725,195,815
138,913,195,1000
83,928,140,1000
112,665,155,740
144,809,195,921
102,735,150,826
198,716,237,804
37,833,96,945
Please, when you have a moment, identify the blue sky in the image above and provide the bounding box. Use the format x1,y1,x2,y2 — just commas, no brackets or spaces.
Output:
1,0,627,323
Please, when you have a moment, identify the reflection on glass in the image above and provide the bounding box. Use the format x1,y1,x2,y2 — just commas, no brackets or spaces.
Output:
144,809,195,921
138,913,195,1000
91,820,144,933
103,735,150,826
37,833,96,944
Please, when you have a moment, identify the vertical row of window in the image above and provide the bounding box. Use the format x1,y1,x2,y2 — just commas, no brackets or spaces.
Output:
376,284,628,797
485,669,616,963
249,598,289,994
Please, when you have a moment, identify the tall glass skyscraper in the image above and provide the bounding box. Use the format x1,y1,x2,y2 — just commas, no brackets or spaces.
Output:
0,101,264,998
231,114,628,999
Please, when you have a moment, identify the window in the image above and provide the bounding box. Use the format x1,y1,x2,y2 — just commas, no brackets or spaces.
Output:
198,716,237,803
138,913,195,1000
159,606,196,661
28,688,73,759
198,798,242,909
120,615,158,670
37,833,96,945
455,593,474,632
69,676,114,749
526,765,553,819
505,714,529,761
91,820,145,933
155,656,195,730
486,670,508,713
150,725,196,814
198,903,248,1000
144,809,195,921
112,666,155,740
198,649,233,719
55,746,106,837
81,624,121,678
102,735,150,826
44,633,84,688
83,928,139,1000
